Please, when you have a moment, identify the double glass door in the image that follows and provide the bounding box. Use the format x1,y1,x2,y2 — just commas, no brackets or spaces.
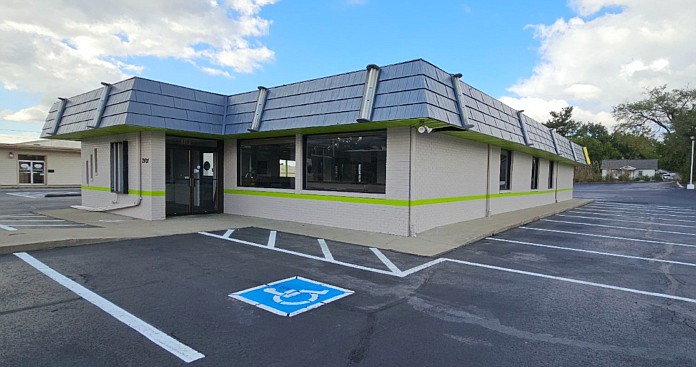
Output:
166,137,221,216
19,158,45,185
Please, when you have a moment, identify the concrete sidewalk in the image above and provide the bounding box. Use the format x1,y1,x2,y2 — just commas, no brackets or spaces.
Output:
0,199,590,257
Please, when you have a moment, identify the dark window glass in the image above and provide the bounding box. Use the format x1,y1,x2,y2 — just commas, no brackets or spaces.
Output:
110,141,128,193
305,131,387,194
499,150,512,190
531,157,540,190
548,161,555,189
238,138,296,189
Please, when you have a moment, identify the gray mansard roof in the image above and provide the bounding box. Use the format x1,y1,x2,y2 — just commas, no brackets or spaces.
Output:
41,59,587,165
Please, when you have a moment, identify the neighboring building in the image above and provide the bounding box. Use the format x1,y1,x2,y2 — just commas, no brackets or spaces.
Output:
0,140,81,187
41,59,588,236
601,159,658,179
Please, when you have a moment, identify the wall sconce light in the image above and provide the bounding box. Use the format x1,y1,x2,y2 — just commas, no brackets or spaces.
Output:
8,151,14,159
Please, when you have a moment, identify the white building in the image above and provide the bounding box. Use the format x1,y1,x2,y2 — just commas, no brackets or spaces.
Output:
41,59,588,236
0,140,81,187
601,159,658,179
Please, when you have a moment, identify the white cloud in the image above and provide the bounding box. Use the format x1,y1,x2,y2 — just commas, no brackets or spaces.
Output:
1,105,49,122
0,0,277,141
502,0,696,128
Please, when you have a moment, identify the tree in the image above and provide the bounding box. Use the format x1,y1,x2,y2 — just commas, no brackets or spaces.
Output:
544,106,580,138
572,123,621,164
613,85,696,135
660,108,696,181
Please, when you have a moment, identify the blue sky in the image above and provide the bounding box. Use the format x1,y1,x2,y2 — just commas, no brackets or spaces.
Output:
1,0,692,142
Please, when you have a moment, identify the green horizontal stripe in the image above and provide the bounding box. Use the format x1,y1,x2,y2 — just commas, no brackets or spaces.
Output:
223,189,409,206
224,188,573,206
81,185,111,192
81,185,165,196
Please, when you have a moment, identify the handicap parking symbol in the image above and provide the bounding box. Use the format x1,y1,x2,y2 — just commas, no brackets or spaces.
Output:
229,276,354,317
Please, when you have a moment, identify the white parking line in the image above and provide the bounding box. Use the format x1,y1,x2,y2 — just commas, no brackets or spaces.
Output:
445,258,696,305
542,219,696,237
0,219,66,222
0,224,17,231
556,214,696,229
520,227,696,249
8,224,87,227
267,230,277,248
574,207,690,219
594,201,696,212
0,215,46,218
370,248,403,275
569,209,694,223
318,239,334,261
486,237,696,268
14,252,205,363
585,204,696,216
200,229,696,305
221,229,234,239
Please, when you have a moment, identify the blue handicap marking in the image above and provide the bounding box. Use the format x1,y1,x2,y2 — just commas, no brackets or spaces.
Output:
229,276,354,317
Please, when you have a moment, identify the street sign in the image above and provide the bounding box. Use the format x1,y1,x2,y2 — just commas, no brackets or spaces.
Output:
229,276,353,317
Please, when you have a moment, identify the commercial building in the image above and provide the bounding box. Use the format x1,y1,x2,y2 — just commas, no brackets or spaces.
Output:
601,159,658,179
41,59,588,236
0,140,81,187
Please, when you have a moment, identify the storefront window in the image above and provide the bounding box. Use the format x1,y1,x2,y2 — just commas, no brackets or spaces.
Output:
304,131,387,194
238,138,296,189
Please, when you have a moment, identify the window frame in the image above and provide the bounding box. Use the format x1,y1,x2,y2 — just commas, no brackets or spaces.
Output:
531,156,540,190
548,161,555,189
499,149,512,191
110,141,128,194
237,137,296,190
303,130,387,194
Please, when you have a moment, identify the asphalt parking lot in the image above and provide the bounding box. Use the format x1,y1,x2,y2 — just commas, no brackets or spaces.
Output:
2,183,696,366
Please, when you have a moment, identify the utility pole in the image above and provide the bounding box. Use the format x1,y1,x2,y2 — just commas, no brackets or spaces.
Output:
688,136,695,190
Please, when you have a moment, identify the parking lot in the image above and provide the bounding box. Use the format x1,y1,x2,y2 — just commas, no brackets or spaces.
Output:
2,183,696,366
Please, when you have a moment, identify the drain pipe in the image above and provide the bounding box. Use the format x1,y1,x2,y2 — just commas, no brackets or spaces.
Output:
408,127,415,236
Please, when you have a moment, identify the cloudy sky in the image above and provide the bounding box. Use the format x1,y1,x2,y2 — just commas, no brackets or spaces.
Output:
1,0,694,142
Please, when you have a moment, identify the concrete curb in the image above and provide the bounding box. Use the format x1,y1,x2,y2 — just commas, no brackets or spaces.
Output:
0,238,128,256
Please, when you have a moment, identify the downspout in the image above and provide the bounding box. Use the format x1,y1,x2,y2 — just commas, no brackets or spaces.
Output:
486,144,491,217
555,162,560,203
408,127,414,236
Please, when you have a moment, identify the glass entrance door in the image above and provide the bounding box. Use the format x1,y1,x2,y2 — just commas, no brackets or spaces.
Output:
165,137,221,216
18,159,45,185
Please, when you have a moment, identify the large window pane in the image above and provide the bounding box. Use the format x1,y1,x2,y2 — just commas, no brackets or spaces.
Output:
531,157,540,190
305,131,386,194
499,150,512,190
238,138,295,189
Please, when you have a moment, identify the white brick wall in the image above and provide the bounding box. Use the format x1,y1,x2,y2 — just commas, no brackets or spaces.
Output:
410,131,488,233
224,128,411,236
80,131,165,220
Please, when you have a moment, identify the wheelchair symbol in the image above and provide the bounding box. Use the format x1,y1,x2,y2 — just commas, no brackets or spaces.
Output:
263,287,329,306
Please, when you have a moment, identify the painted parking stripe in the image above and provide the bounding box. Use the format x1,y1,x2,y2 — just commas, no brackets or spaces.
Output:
370,248,403,275
200,231,399,277
520,227,696,249
0,224,17,231
573,207,691,219
14,252,204,363
318,239,334,261
444,258,696,305
199,231,696,305
486,237,696,268
594,201,696,212
556,214,696,229
541,219,696,237
8,224,88,227
569,209,695,223
585,204,696,216
221,229,234,239
0,219,66,222
267,230,277,248
0,215,46,218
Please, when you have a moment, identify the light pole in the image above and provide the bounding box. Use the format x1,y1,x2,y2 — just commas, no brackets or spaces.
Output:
688,136,695,190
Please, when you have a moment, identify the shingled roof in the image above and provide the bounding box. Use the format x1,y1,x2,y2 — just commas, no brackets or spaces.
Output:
41,59,587,165
601,159,658,170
